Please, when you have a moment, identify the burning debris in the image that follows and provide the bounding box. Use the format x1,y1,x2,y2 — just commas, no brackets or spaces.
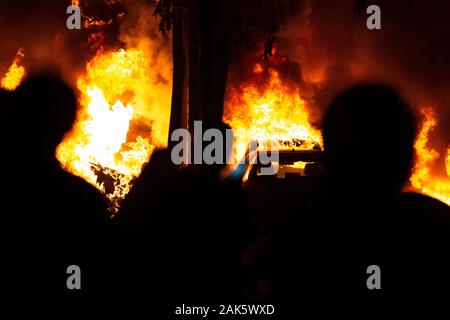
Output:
89,161,137,211
224,44,323,172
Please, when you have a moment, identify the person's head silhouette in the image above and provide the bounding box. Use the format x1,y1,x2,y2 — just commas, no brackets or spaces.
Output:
14,74,76,161
322,84,416,200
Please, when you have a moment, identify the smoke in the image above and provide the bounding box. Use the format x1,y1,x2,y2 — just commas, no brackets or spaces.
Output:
278,0,450,136
0,1,69,77
271,0,450,174
0,0,131,83
224,0,450,176
117,0,173,147
1,1,88,84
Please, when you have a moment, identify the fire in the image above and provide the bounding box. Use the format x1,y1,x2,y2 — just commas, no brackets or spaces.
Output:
56,48,172,212
447,148,450,178
409,107,450,205
1,48,25,91
224,61,322,170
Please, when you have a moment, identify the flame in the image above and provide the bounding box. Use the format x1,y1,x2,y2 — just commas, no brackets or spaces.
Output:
1,48,25,91
409,107,450,205
224,62,322,170
56,48,172,212
83,18,113,29
447,148,450,178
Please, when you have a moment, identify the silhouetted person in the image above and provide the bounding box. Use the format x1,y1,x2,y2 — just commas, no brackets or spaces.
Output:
2,74,110,296
115,125,249,299
272,84,450,297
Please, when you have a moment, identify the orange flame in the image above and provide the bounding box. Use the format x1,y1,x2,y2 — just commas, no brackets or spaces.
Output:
56,47,172,212
1,48,25,91
224,62,322,170
409,107,450,205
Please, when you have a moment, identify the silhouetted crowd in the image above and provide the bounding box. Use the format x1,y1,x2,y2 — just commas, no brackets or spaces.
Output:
1,74,450,298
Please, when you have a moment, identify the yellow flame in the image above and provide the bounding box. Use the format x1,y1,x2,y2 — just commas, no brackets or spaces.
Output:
224,63,322,168
410,107,450,205
56,48,172,212
1,48,25,91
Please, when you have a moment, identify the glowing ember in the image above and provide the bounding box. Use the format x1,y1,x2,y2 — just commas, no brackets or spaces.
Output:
1,48,25,91
56,48,172,212
409,107,450,205
224,62,322,170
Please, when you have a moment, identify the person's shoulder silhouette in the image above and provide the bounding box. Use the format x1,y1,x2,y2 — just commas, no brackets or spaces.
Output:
318,83,450,295
273,84,450,297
